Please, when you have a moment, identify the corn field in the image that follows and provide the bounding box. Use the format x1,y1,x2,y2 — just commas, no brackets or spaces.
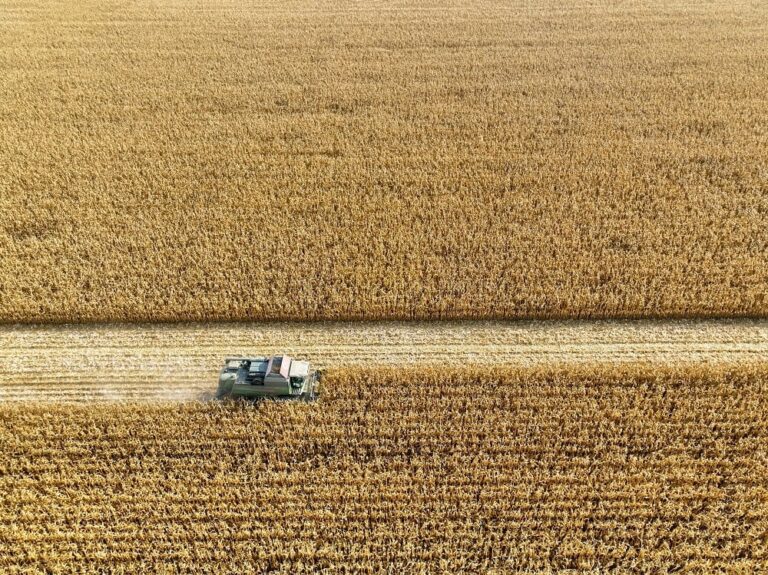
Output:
1,365,766,573
1,0,767,322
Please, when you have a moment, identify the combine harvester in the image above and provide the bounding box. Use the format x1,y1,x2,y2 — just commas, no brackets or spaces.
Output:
216,354,321,402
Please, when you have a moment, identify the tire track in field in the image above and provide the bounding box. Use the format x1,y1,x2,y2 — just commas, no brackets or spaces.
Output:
0,319,766,402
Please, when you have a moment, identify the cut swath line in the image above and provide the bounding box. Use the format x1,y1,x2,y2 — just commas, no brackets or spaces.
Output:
1,319,766,403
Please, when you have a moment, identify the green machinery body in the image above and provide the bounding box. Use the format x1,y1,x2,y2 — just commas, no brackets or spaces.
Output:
216,355,320,401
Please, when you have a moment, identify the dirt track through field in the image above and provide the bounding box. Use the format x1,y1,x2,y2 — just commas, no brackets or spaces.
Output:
1,319,766,402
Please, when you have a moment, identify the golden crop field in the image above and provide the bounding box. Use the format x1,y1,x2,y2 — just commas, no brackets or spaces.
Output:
1,365,767,573
1,0,767,322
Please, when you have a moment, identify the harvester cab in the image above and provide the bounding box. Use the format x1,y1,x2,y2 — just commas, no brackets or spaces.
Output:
216,354,320,401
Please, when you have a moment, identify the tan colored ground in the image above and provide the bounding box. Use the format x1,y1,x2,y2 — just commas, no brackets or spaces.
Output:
1,319,766,401
2,0,767,322
2,365,767,573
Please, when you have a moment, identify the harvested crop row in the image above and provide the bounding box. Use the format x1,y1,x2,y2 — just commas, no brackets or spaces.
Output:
1,0,767,322
1,364,766,572
2,319,767,402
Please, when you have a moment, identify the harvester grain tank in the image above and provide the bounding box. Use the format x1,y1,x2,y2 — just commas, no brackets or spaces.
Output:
216,355,320,401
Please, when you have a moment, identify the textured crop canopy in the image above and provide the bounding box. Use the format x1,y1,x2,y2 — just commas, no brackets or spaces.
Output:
0,0,766,322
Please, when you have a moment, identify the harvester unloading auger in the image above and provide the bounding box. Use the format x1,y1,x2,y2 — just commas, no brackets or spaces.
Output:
216,355,321,401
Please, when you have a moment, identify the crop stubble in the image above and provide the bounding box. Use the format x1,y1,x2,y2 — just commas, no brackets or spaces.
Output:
1,319,766,401
1,0,767,322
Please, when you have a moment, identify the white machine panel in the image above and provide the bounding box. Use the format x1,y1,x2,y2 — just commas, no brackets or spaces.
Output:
289,360,310,378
